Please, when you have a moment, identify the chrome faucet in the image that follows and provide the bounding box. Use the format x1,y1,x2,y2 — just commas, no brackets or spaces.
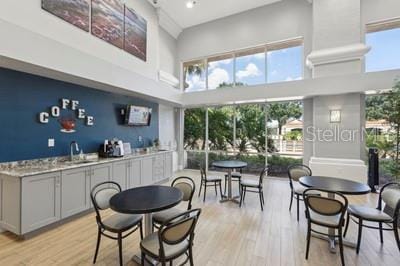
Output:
70,141,79,161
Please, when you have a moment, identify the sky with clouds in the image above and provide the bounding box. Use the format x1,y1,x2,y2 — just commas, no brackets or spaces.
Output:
366,27,400,72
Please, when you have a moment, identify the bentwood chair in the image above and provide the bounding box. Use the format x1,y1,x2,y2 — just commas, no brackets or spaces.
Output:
344,182,400,253
153,176,196,229
303,189,348,266
90,181,143,266
288,164,312,221
141,208,202,266
239,166,268,211
224,168,242,195
199,167,223,202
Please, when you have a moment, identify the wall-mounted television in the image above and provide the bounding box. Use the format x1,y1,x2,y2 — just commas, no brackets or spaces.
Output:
125,105,152,126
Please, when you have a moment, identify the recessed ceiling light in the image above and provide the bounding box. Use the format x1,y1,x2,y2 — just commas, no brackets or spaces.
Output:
186,1,196,9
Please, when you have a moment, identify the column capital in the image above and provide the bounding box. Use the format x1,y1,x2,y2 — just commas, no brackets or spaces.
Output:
306,43,370,69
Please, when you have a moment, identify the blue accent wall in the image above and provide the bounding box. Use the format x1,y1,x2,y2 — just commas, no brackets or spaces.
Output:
0,68,159,162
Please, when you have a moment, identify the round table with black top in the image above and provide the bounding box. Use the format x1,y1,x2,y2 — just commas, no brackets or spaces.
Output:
212,160,247,204
299,176,370,252
110,185,183,264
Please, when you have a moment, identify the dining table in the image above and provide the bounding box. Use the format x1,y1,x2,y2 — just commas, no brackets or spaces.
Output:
110,185,183,264
299,175,371,253
212,160,247,204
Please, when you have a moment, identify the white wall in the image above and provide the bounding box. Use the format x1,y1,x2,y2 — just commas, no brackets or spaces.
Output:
177,0,312,78
159,27,179,77
0,0,158,80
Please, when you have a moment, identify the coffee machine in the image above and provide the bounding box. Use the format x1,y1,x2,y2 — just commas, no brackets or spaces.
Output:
99,139,125,158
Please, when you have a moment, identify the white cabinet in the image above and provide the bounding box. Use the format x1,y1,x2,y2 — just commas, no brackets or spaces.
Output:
61,167,90,219
90,163,112,190
0,151,173,236
21,172,61,234
129,159,141,188
141,157,154,186
165,153,173,180
112,160,129,190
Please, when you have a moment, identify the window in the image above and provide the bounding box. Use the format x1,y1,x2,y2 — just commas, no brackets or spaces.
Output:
183,60,206,92
182,38,304,92
235,47,266,86
366,20,400,72
267,45,303,83
207,54,234,89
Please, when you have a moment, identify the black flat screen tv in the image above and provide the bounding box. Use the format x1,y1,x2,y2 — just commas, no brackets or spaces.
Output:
125,105,152,126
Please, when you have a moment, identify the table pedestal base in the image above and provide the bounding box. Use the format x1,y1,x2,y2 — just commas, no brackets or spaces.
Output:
311,233,356,253
220,195,240,204
132,254,159,266
132,213,159,265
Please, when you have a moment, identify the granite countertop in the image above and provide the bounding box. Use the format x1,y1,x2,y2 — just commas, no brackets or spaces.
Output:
0,150,172,178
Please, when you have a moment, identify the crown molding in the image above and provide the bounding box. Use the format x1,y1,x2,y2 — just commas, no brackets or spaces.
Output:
306,43,371,69
157,8,182,39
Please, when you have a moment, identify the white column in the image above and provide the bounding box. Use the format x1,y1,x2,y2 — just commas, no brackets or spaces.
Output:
306,0,368,182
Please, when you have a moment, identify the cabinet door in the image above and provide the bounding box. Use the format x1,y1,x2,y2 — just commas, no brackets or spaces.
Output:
129,159,141,188
61,167,90,219
141,157,154,186
90,163,112,190
165,153,173,180
153,155,165,182
112,160,129,190
21,172,61,234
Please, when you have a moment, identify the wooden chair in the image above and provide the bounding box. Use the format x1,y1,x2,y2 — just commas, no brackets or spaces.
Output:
288,164,312,221
239,166,268,211
344,182,400,253
153,176,196,229
303,188,348,266
141,209,202,266
90,181,143,266
199,167,223,202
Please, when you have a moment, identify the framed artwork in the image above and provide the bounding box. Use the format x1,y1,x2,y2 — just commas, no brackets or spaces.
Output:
91,0,124,49
124,6,147,61
42,0,90,32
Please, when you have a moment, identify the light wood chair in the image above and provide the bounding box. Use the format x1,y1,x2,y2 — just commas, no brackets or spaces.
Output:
141,208,202,266
344,182,400,253
90,181,143,266
303,188,348,266
153,176,196,229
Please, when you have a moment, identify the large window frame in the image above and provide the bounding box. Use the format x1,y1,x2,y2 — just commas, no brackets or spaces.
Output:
182,38,304,92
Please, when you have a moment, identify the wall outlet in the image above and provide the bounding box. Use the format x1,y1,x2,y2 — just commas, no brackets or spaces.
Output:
48,138,55,147
120,109,125,115
138,136,142,142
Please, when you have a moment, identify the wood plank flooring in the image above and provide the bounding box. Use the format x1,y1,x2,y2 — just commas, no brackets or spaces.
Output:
0,170,399,266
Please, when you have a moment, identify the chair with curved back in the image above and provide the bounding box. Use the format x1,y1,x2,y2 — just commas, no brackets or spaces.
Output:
199,167,223,202
303,188,348,266
141,208,202,266
344,182,400,253
239,166,268,211
153,176,196,229
90,181,143,266
288,164,312,221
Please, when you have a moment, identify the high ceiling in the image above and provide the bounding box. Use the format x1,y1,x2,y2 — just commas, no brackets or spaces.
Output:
149,0,281,29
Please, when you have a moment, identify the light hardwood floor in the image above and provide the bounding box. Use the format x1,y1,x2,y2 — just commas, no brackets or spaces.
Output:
0,170,399,266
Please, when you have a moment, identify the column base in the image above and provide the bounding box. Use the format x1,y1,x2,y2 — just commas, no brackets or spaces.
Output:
309,157,367,183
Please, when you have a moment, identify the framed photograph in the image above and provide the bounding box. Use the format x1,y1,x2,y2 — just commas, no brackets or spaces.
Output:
42,0,90,32
91,0,124,49
124,6,147,61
